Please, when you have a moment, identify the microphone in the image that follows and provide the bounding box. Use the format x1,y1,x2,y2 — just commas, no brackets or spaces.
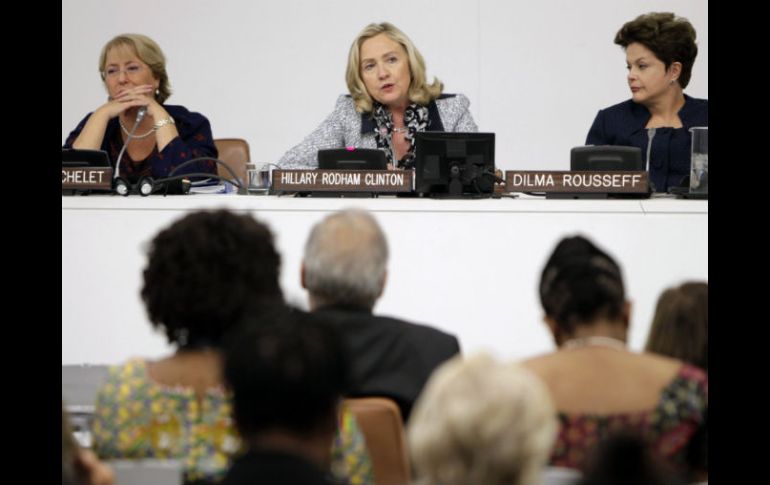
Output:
113,106,150,194
135,105,148,124
645,128,656,171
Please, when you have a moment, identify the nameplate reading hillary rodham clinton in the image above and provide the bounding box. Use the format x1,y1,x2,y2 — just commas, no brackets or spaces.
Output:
272,169,413,192
505,171,649,193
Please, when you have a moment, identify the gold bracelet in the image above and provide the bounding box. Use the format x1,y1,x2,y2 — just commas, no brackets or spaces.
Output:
153,117,176,130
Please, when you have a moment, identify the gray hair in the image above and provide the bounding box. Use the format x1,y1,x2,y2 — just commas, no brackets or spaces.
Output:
409,353,557,485
303,209,388,309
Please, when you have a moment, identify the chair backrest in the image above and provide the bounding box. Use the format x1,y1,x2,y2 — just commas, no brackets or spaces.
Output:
344,397,410,485
214,138,251,187
109,459,182,485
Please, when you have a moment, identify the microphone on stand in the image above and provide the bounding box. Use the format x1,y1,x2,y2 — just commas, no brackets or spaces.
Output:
135,105,148,124
114,106,149,195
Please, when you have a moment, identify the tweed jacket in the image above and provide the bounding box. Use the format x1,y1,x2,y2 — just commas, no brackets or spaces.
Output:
278,93,478,168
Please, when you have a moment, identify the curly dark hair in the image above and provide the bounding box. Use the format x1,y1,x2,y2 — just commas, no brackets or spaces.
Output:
141,210,282,346
539,235,625,335
615,12,698,89
224,308,351,437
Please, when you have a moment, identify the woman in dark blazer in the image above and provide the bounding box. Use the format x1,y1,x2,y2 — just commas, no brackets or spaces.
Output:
64,34,218,184
586,12,707,192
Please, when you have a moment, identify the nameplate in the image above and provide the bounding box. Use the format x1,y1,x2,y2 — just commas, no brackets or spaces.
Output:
505,171,649,193
272,169,413,192
62,167,113,190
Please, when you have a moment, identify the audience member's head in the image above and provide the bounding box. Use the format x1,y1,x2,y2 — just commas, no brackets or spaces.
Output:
303,209,388,310
141,209,282,347
538,235,628,344
645,281,708,371
579,433,687,485
408,353,557,485
224,308,351,468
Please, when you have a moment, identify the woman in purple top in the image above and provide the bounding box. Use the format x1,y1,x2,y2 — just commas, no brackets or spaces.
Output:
64,33,217,184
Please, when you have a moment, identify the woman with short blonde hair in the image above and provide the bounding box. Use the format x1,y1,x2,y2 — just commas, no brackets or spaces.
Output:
409,353,557,485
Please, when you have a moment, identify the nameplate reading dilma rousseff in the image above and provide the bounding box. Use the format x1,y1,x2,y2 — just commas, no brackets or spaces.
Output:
272,169,413,193
505,170,649,194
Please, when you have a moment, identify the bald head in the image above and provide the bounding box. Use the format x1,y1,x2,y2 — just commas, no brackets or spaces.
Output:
303,210,388,310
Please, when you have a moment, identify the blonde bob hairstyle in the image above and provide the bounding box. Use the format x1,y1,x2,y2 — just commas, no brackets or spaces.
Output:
408,353,557,485
99,33,172,104
346,22,443,113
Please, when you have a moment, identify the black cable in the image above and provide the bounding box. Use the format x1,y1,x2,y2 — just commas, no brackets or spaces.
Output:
153,173,245,196
167,157,244,187
120,157,246,196
146,157,246,196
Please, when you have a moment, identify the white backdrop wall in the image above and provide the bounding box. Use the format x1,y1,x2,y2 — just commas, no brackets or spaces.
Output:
62,198,708,365
62,0,707,170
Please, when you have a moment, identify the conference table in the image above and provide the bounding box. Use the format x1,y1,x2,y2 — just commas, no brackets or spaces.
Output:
62,193,707,365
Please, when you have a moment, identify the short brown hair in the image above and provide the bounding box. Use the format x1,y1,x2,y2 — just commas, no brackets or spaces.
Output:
99,33,172,103
615,12,698,89
645,281,708,370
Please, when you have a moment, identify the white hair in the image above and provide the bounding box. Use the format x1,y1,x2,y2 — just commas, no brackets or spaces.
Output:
303,209,388,309
408,353,557,485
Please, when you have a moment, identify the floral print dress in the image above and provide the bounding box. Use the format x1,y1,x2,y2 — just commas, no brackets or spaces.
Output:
92,359,373,484
550,363,708,476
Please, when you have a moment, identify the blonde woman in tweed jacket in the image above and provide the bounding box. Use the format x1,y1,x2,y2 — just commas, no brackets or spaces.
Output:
278,22,478,170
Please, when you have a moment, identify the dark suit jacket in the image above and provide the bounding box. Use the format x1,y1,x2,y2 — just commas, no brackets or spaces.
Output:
314,305,461,422
586,94,708,192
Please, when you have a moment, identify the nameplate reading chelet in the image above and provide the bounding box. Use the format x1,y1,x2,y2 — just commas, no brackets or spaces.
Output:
272,169,413,192
62,167,113,190
505,171,649,193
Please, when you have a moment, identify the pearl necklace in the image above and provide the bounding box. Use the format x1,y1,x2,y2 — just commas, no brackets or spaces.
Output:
392,127,408,134
561,336,627,351
119,118,155,139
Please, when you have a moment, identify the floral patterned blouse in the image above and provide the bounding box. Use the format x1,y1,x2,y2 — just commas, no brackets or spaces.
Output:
550,363,708,476
92,359,373,484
